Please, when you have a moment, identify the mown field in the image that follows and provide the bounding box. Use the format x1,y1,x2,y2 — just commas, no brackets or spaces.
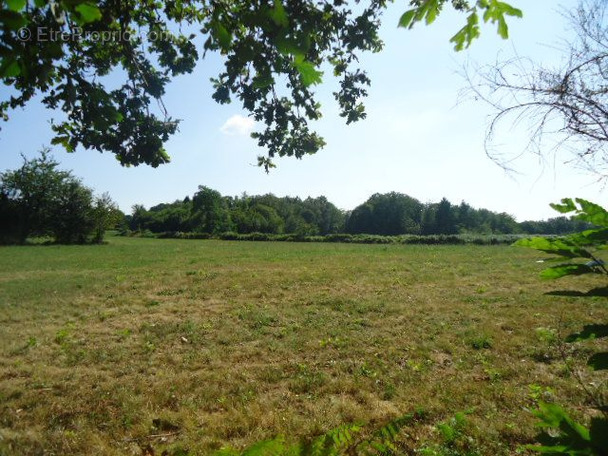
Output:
0,236,606,455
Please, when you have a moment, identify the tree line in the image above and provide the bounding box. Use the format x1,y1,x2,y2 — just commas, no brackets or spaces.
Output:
0,152,591,245
128,189,590,238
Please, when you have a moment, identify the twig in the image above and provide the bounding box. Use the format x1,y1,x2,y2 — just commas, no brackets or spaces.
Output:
122,431,180,442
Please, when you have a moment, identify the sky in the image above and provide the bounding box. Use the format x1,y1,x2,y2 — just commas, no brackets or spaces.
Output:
1,0,604,222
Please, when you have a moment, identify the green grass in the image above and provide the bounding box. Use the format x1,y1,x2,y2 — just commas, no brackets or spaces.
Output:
0,236,606,455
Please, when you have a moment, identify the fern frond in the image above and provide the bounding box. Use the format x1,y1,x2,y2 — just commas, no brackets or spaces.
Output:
216,436,288,456
357,413,415,455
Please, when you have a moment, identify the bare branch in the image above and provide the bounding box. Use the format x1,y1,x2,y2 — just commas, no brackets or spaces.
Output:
465,0,608,181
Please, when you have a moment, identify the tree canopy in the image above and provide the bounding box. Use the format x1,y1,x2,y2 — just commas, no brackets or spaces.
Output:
1,0,521,170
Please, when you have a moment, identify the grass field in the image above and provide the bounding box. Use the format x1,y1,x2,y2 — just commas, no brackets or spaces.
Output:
0,236,606,455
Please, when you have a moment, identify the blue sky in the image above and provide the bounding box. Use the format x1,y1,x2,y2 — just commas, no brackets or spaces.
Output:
1,0,603,221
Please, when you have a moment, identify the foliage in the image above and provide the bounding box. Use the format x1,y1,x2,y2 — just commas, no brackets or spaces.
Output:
0,149,122,244
527,402,608,455
142,230,525,246
346,192,424,235
515,198,608,455
91,192,124,243
215,412,420,455
130,191,346,236
345,193,521,236
401,0,523,51
514,198,608,280
467,0,608,178
1,0,520,169
130,187,591,238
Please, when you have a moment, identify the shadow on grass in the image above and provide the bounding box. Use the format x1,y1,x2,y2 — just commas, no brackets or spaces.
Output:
545,287,608,297
565,324,608,342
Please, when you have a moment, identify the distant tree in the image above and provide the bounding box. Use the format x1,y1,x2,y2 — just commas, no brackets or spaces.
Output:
0,149,72,242
0,149,117,244
490,211,519,234
435,197,457,234
455,201,477,232
52,179,94,244
519,216,593,235
421,204,437,235
130,204,149,232
191,186,232,233
91,192,125,243
305,196,345,235
346,193,422,235
346,203,375,234
230,196,284,234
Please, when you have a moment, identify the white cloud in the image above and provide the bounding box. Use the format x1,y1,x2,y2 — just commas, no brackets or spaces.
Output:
220,115,255,136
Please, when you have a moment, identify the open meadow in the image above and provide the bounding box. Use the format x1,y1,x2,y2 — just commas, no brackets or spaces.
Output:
1,237,606,455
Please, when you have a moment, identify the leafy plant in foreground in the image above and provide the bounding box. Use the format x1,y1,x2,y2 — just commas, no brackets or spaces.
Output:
214,412,420,455
515,198,608,455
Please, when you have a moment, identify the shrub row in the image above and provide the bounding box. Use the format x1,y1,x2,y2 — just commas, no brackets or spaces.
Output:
125,230,524,245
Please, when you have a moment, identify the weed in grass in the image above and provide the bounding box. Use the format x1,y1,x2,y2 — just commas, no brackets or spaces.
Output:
288,363,327,395
467,333,493,350
115,328,132,340
527,384,555,404
535,327,558,345
418,412,483,456
145,299,161,307
54,326,72,345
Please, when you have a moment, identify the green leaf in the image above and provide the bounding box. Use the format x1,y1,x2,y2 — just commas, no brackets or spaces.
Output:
568,228,608,246
532,402,591,441
498,2,523,18
540,263,597,279
397,0,441,28
514,237,592,260
587,352,608,371
269,0,288,27
6,0,26,12
398,10,416,29
212,22,232,50
293,56,323,87
0,58,20,78
450,12,480,51
0,9,28,28
252,74,274,89
497,16,508,39
74,2,102,23
551,198,608,226
275,34,308,57
423,0,440,25
51,135,76,153
550,198,577,214
574,199,608,227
